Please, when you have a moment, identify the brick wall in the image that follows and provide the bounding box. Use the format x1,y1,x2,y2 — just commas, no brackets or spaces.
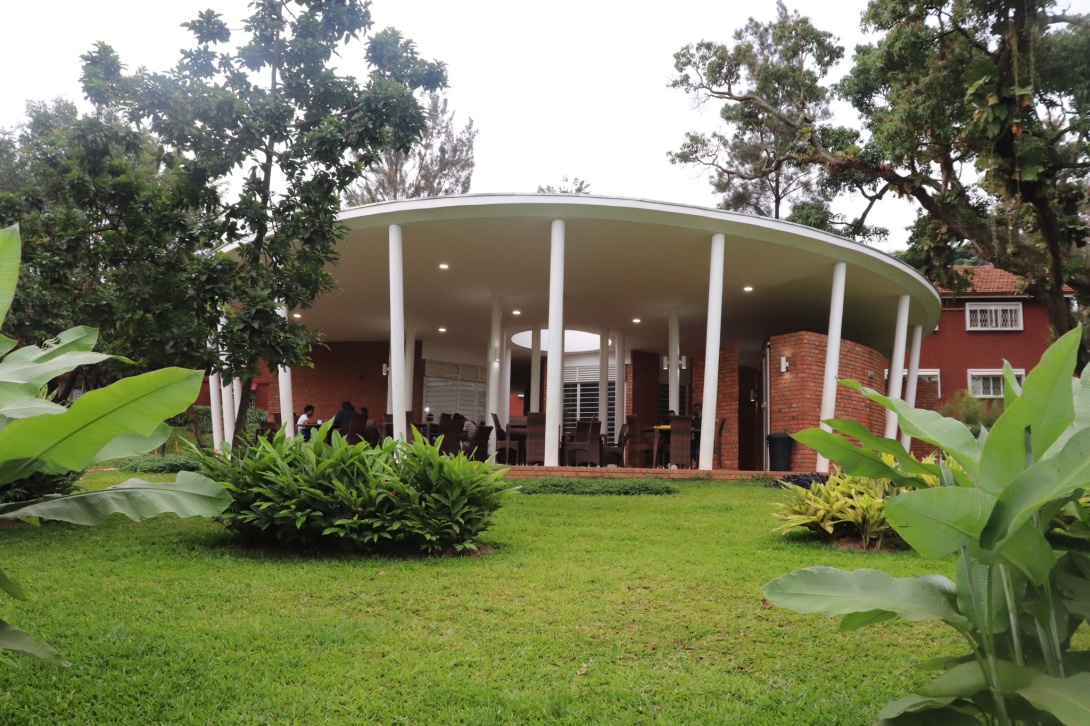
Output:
267,341,424,424
769,332,887,471
628,350,660,429
690,346,740,469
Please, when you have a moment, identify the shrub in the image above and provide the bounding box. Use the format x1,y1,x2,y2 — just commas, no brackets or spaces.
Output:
0,471,82,505
166,406,268,433
197,424,513,554
518,477,678,496
939,389,1003,436
772,469,897,549
118,454,201,474
765,472,829,489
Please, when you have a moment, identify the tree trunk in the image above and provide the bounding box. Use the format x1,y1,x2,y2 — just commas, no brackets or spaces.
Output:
186,403,205,449
232,378,254,447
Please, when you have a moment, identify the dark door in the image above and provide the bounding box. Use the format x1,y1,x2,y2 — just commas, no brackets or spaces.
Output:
737,366,762,470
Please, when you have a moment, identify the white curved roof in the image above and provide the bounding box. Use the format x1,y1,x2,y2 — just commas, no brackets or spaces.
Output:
300,193,940,365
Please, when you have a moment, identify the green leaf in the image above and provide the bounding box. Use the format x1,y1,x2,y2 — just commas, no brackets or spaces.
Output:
917,660,1039,697
91,424,172,463
839,609,898,631
840,379,980,475
824,418,939,478
0,350,114,399
2,326,99,364
0,225,20,324
982,426,1090,552
887,487,995,558
762,566,966,626
955,558,1010,635
0,335,16,357
876,694,956,720
1003,361,1023,409
1074,364,1090,431
0,619,69,667
791,427,923,487
0,367,202,486
0,472,231,524
0,568,25,600
991,521,1056,586
1016,673,1090,725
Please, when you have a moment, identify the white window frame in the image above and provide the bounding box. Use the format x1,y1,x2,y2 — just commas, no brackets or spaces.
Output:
965,302,1023,331
968,369,1024,399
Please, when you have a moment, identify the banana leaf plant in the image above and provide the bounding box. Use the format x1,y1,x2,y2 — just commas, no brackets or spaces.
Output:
763,326,1090,725
0,224,231,666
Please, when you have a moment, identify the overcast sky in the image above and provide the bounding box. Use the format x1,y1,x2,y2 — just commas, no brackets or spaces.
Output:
6,0,1089,250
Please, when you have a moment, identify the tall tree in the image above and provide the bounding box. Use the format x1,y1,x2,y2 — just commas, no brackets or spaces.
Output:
536,176,591,194
344,93,475,204
80,2,445,441
672,0,1090,359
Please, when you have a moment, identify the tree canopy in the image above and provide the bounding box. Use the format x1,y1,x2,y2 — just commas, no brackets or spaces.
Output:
344,93,475,204
672,0,1090,358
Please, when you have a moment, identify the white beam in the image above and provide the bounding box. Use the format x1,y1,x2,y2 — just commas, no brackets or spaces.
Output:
502,334,512,425
208,371,225,452
529,325,541,413
277,306,295,439
699,234,725,470
668,308,680,414
232,379,243,417
404,313,416,425
220,371,236,446
598,327,609,424
389,224,407,441
487,296,502,452
614,329,626,433
545,220,565,466
884,294,912,439
900,324,924,450
816,262,847,474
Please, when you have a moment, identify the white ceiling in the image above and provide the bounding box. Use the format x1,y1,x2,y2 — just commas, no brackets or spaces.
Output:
296,194,941,367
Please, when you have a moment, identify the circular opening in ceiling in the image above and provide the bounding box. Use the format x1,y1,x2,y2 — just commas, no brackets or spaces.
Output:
510,329,611,353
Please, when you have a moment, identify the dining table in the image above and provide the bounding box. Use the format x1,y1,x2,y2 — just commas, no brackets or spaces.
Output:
651,424,671,468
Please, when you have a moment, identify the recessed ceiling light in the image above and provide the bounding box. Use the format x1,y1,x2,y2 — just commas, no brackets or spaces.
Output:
438,263,449,270
512,310,521,315
743,286,754,292
632,318,641,324
438,327,447,333
292,313,302,318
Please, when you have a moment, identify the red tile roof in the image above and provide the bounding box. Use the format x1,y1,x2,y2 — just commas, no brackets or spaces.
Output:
941,265,1073,296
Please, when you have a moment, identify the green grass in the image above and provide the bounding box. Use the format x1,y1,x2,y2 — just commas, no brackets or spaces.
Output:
0,478,968,724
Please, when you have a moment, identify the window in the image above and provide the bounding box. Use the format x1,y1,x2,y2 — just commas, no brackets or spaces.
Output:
965,302,1023,331
423,360,488,422
968,369,1024,399
563,364,617,439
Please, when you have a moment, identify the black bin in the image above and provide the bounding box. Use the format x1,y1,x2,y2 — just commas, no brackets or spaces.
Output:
767,431,793,471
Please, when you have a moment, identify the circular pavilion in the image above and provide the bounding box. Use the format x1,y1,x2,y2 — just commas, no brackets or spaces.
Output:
246,193,941,472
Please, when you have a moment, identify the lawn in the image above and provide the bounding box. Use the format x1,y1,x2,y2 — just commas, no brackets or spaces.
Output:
1,477,962,725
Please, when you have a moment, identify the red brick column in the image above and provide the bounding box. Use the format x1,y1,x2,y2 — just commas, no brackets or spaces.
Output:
690,346,739,469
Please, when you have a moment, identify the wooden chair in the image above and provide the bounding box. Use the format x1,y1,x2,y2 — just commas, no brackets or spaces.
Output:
669,415,692,469
602,423,629,467
567,419,601,466
467,425,493,462
438,417,464,456
524,412,547,466
347,414,369,445
626,415,654,468
492,413,521,465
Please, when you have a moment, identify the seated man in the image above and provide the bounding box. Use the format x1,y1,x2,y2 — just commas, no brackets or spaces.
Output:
296,404,316,441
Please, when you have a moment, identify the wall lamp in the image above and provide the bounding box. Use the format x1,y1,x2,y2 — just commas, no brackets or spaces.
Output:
780,356,790,373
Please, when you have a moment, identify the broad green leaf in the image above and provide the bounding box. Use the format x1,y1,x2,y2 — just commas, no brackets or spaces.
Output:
0,350,114,399
1003,360,1023,409
0,367,202,486
0,472,230,523
876,694,956,720
0,619,69,667
1016,673,1090,725
839,609,897,631
840,379,981,475
917,660,1039,698
825,418,938,478
982,426,1090,552
0,568,25,600
955,558,1011,635
792,428,923,487
990,521,1056,586
876,706,981,725
0,224,19,324
0,335,16,357
2,326,99,364
1075,364,1090,431
762,567,966,625
0,397,68,420
889,488,996,558
91,424,172,463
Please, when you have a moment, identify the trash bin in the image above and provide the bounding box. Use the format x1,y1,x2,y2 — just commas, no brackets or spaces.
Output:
767,431,793,471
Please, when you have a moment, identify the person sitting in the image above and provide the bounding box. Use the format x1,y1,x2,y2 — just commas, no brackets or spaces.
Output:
296,404,316,441
332,401,355,437
452,412,477,453
690,403,703,468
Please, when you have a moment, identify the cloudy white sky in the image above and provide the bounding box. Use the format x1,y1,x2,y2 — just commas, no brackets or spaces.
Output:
6,0,1089,250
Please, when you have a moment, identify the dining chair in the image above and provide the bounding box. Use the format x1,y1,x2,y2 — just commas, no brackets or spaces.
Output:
669,414,692,469
524,412,547,466
566,418,601,466
626,415,654,468
602,423,629,466
492,413,521,465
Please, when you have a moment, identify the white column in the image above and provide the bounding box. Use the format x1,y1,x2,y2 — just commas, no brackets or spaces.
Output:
614,329,626,433
232,379,243,417
487,296,502,452
277,306,295,439
389,224,407,441
900,324,924,450
545,220,565,466
598,328,609,424
529,326,542,412
668,308,680,414
209,371,225,452
699,233,725,470
816,262,847,474
502,335,512,424
220,373,236,445
404,314,416,424
884,294,912,439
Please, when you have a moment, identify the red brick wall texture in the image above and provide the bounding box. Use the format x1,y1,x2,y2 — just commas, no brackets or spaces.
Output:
769,332,888,471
